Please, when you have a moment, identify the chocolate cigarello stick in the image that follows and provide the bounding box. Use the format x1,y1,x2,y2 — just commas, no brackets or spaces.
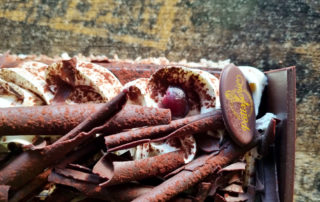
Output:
0,91,127,190
93,150,185,187
48,171,153,201
0,104,170,136
105,110,220,149
0,103,103,135
100,105,171,134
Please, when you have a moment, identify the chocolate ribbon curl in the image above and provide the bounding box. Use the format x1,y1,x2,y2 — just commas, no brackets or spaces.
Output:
93,150,185,187
48,171,153,201
0,104,170,136
0,91,127,190
105,110,222,150
133,119,277,202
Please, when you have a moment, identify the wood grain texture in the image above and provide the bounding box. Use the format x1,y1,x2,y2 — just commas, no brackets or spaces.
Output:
0,0,319,201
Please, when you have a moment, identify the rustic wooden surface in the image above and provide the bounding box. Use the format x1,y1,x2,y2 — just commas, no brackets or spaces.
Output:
0,0,319,201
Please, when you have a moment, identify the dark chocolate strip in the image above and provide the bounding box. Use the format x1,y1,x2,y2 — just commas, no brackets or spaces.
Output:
197,134,220,153
0,91,127,190
105,111,219,149
0,103,170,136
51,79,74,103
48,171,153,201
9,169,51,202
93,150,185,187
0,185,10,202
67,164,92,173
54,168,102,184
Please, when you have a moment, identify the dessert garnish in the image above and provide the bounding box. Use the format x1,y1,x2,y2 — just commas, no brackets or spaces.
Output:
0,104,171,135
0,91,127,190
220,64,255,146
0,55,281,201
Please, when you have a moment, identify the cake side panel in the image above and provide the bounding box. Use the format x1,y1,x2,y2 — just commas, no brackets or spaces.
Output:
265,67,296,202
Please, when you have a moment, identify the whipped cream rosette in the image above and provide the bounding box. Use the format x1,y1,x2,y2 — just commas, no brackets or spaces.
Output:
46,58,123,104
0,58,123,153
122,66,220,163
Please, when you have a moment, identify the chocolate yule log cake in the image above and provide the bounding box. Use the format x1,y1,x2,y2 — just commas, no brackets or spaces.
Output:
0,53,295,202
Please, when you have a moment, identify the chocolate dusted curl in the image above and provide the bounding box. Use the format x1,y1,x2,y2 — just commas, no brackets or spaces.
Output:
132,118,278,202
105,110,223,151
0,91,128,190
0,104,171,136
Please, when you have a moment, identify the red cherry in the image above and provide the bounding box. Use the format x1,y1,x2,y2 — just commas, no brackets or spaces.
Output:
160,86,189,118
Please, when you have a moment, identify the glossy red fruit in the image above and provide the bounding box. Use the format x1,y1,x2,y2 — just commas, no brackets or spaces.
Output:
160,86,189,118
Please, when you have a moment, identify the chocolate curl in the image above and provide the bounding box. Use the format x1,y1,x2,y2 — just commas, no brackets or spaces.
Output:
0,185,10,202
9,169,51,202
101,105,171,134
0,103,103,135
132,140,256,202
133,119,278,202
105,110,221,149
151,111,223,142
0,91,127,190
0,104,170,136
48,171,153,201
93,150,185,187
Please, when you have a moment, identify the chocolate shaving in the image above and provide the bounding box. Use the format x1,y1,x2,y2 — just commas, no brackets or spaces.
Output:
221,183,244,193
9,169,51,202
67,164,92,173
48,171,153,201
0,103,169,136
55,168,102,184
219,162,246,173
197,133,220,153
132,138,260,202
51,79,74,103
57,137,102,168
0,185,10,202
93,150,185,187
0,91,127,190
105,110,221,149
